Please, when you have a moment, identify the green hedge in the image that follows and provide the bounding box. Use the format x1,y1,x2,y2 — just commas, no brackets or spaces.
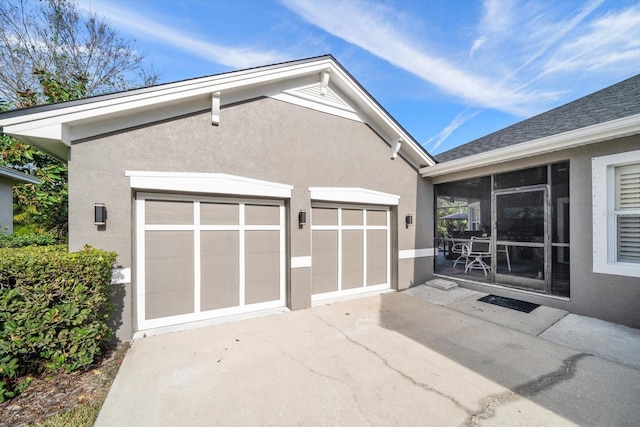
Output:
0,232,58,248
0,245,117,402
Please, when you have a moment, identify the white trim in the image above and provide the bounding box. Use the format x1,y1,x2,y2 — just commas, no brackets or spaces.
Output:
311,283,390,302
126,171,293,198
132,306,290,339
309,187,400,205
272,92,362,122
110,267,131,285
0,165,41,184
592,150,640,278
0,57,434,167
311,205,391,299
291,256,312,268
421,113,640,178
398,248,436,259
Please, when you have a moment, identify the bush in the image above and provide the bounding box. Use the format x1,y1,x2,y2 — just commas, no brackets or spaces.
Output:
0,245,117,402
0,231,58,248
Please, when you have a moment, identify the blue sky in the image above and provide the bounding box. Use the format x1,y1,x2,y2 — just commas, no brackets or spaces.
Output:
76,0,640,155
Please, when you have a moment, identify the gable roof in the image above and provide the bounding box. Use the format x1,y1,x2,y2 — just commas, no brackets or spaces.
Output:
0,55,435,168
422,74,640,177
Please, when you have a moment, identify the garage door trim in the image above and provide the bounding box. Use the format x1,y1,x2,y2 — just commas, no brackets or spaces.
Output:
135,192,286,331
311,203,391,302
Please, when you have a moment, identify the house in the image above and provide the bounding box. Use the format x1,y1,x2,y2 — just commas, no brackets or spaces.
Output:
0,55,638,340
0,56,436,340
422,74,640,328
0,165,40,233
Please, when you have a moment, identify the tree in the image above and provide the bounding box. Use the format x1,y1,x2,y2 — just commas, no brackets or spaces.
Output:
0,0,159,237
0,0,158,105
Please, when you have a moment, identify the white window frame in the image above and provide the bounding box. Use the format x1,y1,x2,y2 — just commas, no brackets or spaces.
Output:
592,150,640,277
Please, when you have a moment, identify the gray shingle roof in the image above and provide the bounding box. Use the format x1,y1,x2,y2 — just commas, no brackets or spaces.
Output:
435,74,640,163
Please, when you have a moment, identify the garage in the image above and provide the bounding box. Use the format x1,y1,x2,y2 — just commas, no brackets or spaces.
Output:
135,193,286,330
311,204,391,301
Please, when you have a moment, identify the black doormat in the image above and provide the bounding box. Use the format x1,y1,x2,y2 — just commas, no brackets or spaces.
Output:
477,295,540,313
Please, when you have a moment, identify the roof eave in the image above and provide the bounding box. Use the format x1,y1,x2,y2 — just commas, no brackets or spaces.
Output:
420,113,640,178
0,55,434,168
0,165,41,184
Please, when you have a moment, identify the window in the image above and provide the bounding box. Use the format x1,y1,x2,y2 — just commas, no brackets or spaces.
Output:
615,164,640,263
592,150,640,277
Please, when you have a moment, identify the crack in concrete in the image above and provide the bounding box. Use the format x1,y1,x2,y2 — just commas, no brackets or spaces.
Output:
235,329,374,426
463,353,590,426
311,311,472,416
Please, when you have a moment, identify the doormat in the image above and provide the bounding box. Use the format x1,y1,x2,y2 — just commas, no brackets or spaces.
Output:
477,295,540,313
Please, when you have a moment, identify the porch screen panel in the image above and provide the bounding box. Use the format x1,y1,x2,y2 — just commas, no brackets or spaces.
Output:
145,231,194,319
615,164,640,263
200,231,239,310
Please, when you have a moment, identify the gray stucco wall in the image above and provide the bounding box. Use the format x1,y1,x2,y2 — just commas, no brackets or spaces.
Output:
68,97,433,339
430,135,640,328
0,177,13,233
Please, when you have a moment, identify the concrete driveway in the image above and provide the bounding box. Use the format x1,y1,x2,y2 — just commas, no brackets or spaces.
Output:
96,291,640,426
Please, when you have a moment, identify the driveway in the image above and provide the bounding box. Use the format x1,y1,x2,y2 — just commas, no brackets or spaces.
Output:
96,291,640,426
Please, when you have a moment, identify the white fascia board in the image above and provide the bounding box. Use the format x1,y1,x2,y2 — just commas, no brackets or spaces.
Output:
0,166,40,184
0,57,432,167
3,123,70,145
327,66,434,167
126,171,293,199
309,187,400,205
0,59,338,129
420,113,640,178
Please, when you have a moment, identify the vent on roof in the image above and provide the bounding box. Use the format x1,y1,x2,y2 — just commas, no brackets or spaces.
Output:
283,83,354,112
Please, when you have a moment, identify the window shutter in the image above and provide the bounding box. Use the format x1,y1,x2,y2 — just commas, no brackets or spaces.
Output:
615,164,640,263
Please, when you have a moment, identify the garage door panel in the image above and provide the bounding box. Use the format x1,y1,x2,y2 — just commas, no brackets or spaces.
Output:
367,210,387,226
311,205,390,299
367,230,387,286
342,209,363,226
137,194,285,331
342,230,363,289
312,230,339,294
200,202,238,225
145,200,193,225
245,230,280,304
145,231,194,319
245,204,280,225
201,231,239,311
312,208,338,225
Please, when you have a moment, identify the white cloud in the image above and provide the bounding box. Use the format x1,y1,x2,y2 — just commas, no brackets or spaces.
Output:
469,37,486,55
76,0,285,69
281,0,549,116
425,109,483,152
543,4,640,75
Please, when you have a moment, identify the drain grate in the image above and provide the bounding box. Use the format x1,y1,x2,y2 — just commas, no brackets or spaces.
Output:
477,294,540,313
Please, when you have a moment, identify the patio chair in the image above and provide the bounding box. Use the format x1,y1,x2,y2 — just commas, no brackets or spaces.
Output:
464,236,492,275
497,244,511,271
449,236,467,268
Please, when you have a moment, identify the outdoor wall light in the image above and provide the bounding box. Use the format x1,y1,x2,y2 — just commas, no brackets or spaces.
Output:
405,214,413,228
298,210,306,228
94,203,107,225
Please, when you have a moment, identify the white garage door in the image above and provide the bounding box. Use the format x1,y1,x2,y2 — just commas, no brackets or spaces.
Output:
135,193,286,330
311,205,390,301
